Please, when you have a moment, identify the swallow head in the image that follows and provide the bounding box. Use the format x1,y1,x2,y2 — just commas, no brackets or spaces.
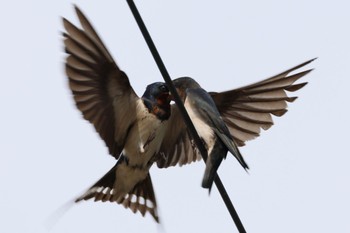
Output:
171,77,201,101
142,82,171,121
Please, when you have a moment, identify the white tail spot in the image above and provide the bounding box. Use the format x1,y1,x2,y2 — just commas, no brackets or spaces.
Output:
102,187,109,194
87,187,98,195
111,188,115,195
138,196,145,205
130,194,137,203
146,199,154,208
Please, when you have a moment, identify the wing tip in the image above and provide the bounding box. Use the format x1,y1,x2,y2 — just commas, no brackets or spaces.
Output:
271,109,288,117
62,17,73,30
296,57,317,70
73,4,81,15
306,57,318,64
287,96,298,103
286,82,308,92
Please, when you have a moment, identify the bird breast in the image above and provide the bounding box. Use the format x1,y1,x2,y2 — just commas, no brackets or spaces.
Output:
184,99,215,154
123,99,167,167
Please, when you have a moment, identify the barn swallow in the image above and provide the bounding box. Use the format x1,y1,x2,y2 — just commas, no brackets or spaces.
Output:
62,6,171,222
169,77,248,191
155,59,315,191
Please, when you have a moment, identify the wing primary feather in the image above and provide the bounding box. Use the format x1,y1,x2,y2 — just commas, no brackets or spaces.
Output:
285,82,308,92
66,63,99,80
223,111,274,125
257,58,316,85
62,18,103,58
63,33,100,63
210,59,315,147
74,5,114,63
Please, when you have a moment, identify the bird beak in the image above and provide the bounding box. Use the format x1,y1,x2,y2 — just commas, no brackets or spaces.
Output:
156,90,172,106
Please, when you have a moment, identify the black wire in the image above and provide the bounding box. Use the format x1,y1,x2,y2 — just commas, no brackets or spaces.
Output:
126,1,246,232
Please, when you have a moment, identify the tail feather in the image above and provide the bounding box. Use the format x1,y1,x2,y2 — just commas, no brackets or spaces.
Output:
75,162,159,222
121,173,159,222
75,163,117,202
202,140,226,192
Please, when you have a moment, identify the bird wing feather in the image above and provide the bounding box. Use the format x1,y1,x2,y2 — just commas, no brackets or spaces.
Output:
156,105,202,168
63,6,139,159
210,58,315,146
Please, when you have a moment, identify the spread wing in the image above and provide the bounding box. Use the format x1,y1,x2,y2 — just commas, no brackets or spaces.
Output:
156,105,202,168
157,58,315,167
63,6,139,159
209,58,316,146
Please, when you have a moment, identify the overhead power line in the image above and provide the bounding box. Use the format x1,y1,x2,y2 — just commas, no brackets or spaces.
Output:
126,1,246,232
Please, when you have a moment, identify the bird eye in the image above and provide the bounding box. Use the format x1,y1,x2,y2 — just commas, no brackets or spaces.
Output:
159,85,168,92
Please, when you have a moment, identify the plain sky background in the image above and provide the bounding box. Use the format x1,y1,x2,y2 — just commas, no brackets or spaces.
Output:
0,1,349,232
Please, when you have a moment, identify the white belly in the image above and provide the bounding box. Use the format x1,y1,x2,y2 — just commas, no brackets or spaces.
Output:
114,100,167,198
123,99,167,167
185,99,215,154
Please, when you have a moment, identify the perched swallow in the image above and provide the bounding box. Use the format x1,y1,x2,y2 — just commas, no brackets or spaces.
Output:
170,77,248,191
62,6,171,222
155,59,315,189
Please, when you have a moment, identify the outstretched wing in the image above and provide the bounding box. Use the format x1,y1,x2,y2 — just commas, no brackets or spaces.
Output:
63,6,139,159
210,58,316,146
156,105,202,168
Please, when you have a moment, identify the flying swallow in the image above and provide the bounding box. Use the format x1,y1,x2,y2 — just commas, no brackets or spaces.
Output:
62,6,171,222
155,59,315,190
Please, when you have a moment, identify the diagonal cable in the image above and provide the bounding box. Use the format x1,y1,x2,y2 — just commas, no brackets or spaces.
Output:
126,1,246,232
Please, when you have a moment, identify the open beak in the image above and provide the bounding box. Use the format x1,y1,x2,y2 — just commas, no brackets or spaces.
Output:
157,91,172,105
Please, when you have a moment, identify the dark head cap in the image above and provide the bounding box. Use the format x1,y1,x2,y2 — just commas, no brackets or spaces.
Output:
142,82,171,121
171,77,200,101
143,82,169,99
173,77,201,90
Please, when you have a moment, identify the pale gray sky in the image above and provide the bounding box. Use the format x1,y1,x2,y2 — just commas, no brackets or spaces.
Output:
1,1,349,232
